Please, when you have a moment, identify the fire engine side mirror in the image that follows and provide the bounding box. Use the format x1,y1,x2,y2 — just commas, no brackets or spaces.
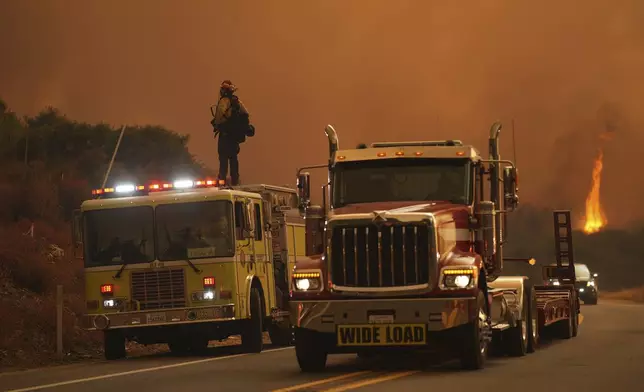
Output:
71,209,84,259
297,172,311,213
243,200,255,239
503,166,519,211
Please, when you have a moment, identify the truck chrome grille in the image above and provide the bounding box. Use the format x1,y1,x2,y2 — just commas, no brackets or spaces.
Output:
131,269,186,310
330,223,433,288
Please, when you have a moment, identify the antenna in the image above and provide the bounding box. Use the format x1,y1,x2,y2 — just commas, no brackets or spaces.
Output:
102,124,127,188
511,118,518,166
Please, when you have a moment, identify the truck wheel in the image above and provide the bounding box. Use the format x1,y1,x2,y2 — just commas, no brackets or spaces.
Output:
104,330,126,360
268,323,293,347
526,284,539,353
460,290,490,370
295,329,327,372
505,285,528,357
558,313,574,339
241,287,264,353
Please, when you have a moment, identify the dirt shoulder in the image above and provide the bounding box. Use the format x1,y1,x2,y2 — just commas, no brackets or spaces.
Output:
602,287,644,303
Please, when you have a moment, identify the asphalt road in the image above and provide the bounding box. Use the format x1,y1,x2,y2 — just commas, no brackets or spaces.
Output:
2,300,643,392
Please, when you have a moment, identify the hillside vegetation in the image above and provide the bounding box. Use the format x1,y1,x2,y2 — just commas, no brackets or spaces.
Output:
0,99,209,369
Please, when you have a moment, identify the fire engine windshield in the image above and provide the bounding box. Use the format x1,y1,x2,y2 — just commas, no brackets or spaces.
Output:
156,200,235,261
84,206,155,268
332,158,471,207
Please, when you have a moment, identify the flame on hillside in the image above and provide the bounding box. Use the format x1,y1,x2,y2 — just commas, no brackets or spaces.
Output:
583,149,607,234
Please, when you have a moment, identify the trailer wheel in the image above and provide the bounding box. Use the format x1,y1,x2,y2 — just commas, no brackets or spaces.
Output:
557,312,574,339
104,330,126,360
460,290,490,370
526,283,539,353
295,329,327,372
241,287,264,353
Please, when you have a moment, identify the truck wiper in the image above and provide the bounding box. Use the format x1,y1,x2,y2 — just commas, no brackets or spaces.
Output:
183,257,202,274
113,259,130,279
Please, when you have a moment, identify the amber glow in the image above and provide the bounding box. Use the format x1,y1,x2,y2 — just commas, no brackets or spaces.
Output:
583,149,607,234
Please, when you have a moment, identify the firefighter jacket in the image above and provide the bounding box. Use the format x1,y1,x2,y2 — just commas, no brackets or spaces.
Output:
212,96,249,134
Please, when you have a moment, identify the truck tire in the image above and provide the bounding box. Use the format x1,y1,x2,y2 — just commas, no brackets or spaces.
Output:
241,287,264,353
526,284,539,353
104,330,126,360
505,284,529,357
460,290,490,370
295,329,327,372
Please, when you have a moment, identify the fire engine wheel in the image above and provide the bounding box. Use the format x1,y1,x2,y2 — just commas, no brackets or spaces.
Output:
295,329,328,372
241,287,264,353
460,290,490,370
104,330,126,360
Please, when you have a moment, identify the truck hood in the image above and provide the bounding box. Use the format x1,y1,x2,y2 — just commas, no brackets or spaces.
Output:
331,201,461,216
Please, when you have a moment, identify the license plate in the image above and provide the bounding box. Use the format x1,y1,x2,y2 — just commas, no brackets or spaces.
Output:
369,314,394,324
146,312,167,324
337,324,426,346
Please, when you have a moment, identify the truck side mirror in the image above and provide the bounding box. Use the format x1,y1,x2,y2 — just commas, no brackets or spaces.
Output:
503,166,519,211
243,200,255,239
71,209,84,259
304,205,325,256
297,172,311,213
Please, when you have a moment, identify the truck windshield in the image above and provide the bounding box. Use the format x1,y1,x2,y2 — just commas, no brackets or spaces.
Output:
84,206,155,268
156,200,235,261
332,158,471,207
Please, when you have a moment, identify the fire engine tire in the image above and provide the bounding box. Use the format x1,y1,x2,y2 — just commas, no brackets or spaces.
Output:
241,287,264,353
460,290,490,370
526,284,540,353
104,330,126,360
268,324,294,347
295,329,328,372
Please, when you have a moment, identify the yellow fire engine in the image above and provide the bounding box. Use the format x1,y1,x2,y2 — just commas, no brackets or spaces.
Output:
72,179,304,359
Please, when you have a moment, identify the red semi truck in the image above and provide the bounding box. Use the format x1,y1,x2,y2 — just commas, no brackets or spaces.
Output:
289,122,580,372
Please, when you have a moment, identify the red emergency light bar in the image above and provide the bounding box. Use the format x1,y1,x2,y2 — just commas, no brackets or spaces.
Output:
91,178,225,198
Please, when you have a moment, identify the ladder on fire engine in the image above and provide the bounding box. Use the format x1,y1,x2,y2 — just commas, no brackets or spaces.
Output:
551,210,576,283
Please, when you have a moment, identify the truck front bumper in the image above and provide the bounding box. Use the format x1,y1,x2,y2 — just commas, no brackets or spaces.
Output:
290,297,476,334
81,304,235,331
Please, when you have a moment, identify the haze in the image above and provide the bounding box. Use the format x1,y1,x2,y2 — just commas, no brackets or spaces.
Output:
1,0,643,228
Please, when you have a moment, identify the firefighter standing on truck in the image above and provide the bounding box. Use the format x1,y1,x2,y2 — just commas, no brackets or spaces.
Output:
211,80,255,186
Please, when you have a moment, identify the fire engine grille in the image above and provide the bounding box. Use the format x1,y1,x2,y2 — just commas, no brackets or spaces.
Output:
131,269,186,310
330,223,434,288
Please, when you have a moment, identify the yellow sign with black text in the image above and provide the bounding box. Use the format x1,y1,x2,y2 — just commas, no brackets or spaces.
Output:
336,324,427,346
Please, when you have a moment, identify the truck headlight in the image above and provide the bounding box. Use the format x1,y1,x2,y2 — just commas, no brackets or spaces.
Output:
192,290,216,301
440,267,477,290
587,281,595,287
103,298,125,309
293,271,322,291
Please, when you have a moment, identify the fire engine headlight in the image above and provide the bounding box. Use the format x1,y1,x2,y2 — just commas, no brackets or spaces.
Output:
440,267,477,290
192,290,216,301
103,298,124,309
293,271,322,291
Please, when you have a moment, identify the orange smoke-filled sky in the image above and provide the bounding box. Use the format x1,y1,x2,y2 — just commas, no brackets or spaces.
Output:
1,0,643,227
